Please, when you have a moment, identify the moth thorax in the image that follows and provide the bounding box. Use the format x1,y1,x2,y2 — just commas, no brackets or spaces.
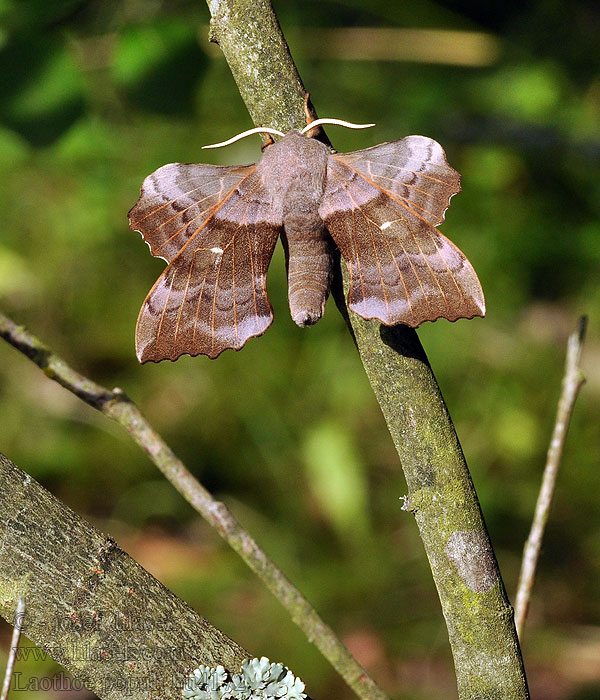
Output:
282,222,333,328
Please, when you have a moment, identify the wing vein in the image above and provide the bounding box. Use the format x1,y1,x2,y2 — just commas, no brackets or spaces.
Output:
174,255,195,343
157,269,177,341
131,183,220,226
368,174,447,204
341,157,454,186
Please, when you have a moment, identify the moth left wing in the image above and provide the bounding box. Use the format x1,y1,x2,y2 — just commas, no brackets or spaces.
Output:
129,163,280,361
319,136,485,327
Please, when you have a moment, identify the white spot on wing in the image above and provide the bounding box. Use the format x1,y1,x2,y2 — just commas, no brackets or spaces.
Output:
380,221,393,230
210,246,224,272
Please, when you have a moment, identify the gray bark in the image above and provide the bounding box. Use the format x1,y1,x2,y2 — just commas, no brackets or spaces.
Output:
0,452,247,700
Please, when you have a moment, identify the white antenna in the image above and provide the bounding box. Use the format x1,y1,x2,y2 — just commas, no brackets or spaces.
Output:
202,127,286,149
301,118,375,134
201,119,376,150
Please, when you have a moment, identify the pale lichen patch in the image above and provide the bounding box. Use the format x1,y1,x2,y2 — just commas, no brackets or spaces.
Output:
445,530,498,593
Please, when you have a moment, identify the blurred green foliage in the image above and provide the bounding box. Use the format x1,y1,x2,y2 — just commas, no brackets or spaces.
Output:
0,1,598,699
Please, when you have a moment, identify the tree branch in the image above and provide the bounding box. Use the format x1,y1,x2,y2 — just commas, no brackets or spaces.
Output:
0,452,248,700
515,317,587,637
204,1,530,697
206,0,329,147
0,310,388,700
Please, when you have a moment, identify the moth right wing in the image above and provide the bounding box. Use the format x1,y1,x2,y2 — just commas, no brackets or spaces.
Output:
319,136,485,328
129,163,281,361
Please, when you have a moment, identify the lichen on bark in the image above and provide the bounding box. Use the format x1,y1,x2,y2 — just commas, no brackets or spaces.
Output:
0,453,248,700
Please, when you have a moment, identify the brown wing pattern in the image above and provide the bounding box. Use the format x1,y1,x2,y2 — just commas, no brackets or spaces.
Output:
129,163,256,262
319,136,485,327
130,164,281,361
335,136,461,226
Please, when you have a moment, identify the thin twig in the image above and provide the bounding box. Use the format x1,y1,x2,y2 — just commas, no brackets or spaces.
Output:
0,597,25,700
515,317,587,638
0,311,389,700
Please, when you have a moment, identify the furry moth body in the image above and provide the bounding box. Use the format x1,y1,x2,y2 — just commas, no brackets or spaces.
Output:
130,130,485,362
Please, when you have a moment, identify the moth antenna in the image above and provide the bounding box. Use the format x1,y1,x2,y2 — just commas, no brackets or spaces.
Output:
202,127,286,149
300,118,375,134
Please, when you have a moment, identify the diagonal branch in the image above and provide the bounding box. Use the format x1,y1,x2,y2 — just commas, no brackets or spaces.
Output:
0,310,388,700
204,1,529,697
515,317,587,638
0,451,248,700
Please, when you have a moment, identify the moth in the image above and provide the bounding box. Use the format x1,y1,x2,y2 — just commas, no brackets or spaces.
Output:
129,118,485,362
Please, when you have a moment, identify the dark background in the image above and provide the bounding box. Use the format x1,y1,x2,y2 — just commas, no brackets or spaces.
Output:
0,1,598,698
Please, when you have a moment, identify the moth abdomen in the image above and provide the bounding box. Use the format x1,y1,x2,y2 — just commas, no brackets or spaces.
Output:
281,221,333,328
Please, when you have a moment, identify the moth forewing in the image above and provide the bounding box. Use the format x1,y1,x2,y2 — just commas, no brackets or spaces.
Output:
131,163,281,362
319,135,484,327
